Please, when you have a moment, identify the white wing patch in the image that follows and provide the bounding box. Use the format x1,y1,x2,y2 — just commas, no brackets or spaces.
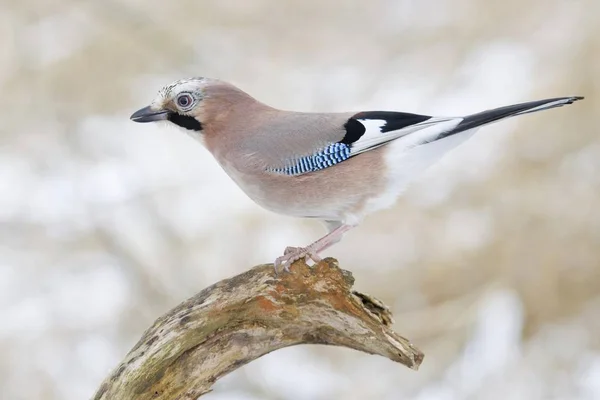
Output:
386,118,463,151
350,117,461,156
356,119,387,134
348,119,386,154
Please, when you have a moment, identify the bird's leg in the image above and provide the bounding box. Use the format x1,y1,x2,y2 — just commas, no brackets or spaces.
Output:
274,224,354,274
283,246,303,255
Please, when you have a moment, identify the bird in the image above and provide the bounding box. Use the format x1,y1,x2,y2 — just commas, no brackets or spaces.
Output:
130,77,583,272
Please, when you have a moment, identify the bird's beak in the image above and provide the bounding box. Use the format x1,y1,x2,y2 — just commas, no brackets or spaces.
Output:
130,106,170,123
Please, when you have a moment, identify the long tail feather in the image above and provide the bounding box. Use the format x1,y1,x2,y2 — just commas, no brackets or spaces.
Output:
438,96,584,140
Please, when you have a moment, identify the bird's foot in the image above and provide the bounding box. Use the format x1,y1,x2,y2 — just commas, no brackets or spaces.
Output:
274,246,322,275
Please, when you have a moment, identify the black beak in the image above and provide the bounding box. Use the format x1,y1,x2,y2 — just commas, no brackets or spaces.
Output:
130,106,170,123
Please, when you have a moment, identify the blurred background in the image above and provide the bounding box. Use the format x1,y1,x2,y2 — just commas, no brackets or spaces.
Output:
1,0,598,399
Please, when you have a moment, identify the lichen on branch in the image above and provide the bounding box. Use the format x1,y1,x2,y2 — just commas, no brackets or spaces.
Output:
93,258,423,400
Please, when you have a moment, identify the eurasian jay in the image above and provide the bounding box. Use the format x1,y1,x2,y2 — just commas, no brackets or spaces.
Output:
130,77,583,272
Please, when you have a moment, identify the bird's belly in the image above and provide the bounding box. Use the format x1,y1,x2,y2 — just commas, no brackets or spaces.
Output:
221,147,390,224
236,175,348,221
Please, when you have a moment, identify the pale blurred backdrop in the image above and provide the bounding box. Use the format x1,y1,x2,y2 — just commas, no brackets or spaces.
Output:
1,0,599,399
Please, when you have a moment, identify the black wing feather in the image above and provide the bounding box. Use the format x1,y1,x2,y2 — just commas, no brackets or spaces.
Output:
351,111,431,133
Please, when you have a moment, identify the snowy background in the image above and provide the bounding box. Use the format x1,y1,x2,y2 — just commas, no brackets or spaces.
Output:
1,0,599,399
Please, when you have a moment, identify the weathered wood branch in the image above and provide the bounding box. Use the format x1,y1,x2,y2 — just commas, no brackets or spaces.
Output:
93,258,423,399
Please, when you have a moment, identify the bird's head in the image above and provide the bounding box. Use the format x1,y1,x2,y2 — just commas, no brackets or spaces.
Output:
130,77,211,132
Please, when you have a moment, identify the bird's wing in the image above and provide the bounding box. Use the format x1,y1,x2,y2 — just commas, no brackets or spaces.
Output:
262,96,582,176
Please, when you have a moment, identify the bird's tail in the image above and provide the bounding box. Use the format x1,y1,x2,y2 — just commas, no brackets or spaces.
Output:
438,96,584,140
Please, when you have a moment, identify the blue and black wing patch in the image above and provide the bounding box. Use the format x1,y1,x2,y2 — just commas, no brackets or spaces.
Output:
268,143,351,176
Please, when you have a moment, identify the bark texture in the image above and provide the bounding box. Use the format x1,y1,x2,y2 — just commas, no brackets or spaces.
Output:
92,258,423,399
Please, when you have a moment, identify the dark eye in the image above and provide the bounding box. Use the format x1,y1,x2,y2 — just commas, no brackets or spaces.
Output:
176,93,193,109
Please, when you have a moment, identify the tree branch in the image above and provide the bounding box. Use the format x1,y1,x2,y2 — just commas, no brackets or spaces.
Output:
92,258,423,399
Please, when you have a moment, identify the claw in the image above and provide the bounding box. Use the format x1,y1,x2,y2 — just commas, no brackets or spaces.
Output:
273,254,291,276
283,246,302,255
273,255,292,275
273,245,321,275
272,224,353,276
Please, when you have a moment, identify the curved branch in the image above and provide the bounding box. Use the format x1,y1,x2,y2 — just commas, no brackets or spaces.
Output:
92,258,423,399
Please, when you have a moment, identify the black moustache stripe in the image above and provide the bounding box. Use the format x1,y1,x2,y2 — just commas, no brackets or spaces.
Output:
168,113,203,131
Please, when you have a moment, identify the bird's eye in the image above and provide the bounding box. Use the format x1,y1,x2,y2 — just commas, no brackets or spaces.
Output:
176,93,194,109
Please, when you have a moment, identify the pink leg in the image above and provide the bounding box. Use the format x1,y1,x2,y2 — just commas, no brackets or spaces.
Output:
274,224,354,273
